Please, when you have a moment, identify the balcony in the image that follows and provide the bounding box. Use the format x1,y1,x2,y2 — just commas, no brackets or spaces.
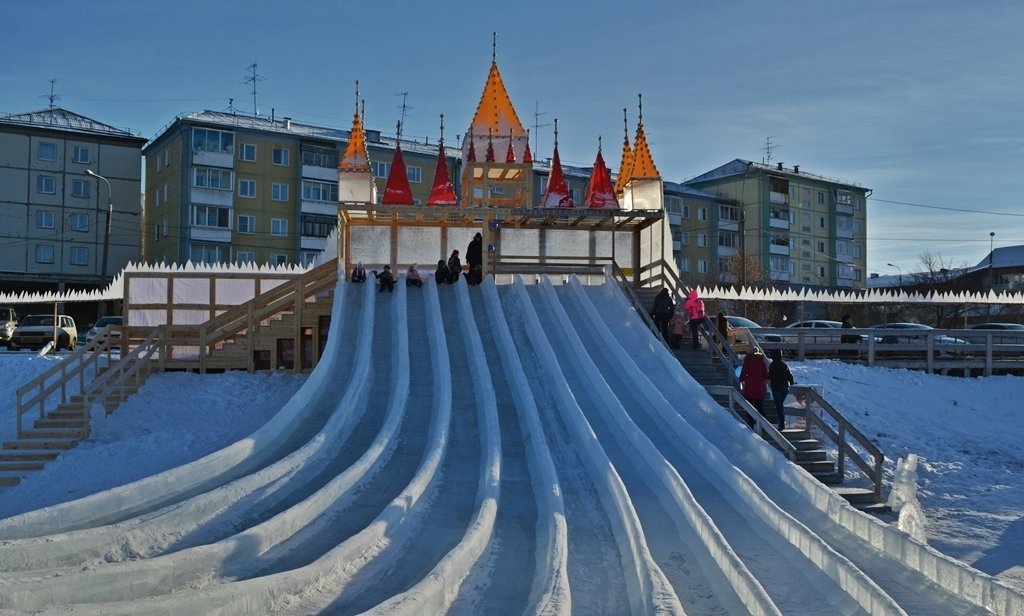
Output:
192,149,233,169
769,191,789,204
769,216,790,230
191,225,231,243
301,236,329,251
770,243,791,256
302,165,337,182
301,200,338,216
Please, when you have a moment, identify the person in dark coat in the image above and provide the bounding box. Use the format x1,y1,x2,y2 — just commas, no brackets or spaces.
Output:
351,261,367,283
447,250,462,284
434,259,450,284
767,348,794,431
739,348,769,427
376,265,395,293
466,232,483,285
716,312,729,351
840,313,857,357
650,288,674,341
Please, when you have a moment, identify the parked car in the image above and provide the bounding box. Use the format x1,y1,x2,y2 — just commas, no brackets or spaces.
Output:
968,323,1024,331
966,322,1024,351
724,315,782,352
85,315,123,347
783,320,880,344
9,314,78,351
0,306,18,345
871,322,967,346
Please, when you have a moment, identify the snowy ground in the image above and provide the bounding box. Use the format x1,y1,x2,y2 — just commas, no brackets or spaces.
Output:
0,284,1021,611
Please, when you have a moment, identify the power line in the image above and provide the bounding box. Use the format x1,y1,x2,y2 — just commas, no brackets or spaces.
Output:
869,197,1024,218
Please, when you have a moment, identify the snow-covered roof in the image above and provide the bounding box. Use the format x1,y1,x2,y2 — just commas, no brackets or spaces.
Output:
685,158,866,190
0,107,143,140
971,245,1024,271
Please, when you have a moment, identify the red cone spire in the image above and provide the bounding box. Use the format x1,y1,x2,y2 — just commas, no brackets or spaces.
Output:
427,114,458,205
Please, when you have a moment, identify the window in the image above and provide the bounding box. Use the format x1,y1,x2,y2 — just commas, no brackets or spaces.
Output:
192,205,230,228
819,216,826,229
697,260,708,274
682,205,689,218
301,146,337,168
71,178,90,198
35,210,55,229
162,150,169,168
665,196,683,214
698,233,707,248
36,175,56,194
193,167,233,190
154,221,164,241
272,183,289,201
239,143,257,162
271,218,288,237
370,160,390,178
236,251,255,263
272,147,289,166
35,244,55,264
271,253,288,266
680,231,690,246
189,242,230,264
679,257,690,272
817,191,825,204
301,214,334,238
770,234,789,247
73,146,91,164
192,128,234,154
70,246,89,266
163,184,170,202
569,188,580,204
238,179,256,198
407,165,422,183
237,215,256,234
155,190,161,207
698,207,707,221
38,142,57,161
718,231,738,248
69,212,89,231
817,241,826,253
302,180,338,202
770,255,790,273
818,266,826,278
719,205,739,222
301,251,319,266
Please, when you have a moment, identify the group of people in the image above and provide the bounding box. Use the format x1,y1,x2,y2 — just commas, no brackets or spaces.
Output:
653,286,795,431
653,288,708,352
349,232,486,291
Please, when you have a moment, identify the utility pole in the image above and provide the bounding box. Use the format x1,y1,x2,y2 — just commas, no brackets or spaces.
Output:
244,62,264,116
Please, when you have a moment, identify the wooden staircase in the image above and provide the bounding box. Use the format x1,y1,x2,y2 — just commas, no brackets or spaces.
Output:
1,263,340,488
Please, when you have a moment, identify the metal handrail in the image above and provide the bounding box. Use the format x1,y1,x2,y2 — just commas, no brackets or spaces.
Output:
706,385,798,461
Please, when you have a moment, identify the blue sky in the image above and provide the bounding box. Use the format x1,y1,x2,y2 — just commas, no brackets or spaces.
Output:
5,0,1022,276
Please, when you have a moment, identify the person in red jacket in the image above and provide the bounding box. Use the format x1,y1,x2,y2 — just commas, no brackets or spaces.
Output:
739,348,769,427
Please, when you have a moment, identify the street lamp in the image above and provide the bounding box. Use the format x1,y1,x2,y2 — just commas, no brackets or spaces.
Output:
886,262,902,287
85,169,113,289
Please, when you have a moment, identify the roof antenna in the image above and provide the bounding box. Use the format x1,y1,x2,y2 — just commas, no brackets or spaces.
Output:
764,136,778,165
244,62,264,117
43,79,61,109
396,91,412,136
533,101,550,158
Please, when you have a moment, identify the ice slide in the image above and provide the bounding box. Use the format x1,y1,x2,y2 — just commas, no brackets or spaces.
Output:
0,276,1022,614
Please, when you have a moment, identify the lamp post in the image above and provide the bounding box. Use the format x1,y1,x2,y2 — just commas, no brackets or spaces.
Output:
86,169,112,287
886,262,902,287
988,232,995,317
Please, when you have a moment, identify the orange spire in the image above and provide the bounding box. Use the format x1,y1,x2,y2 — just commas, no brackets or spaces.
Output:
614,108,634,195
584,137,619,209
540,119,573,208
427,114,457,205
468,45,526,140
339,81,371,173
629,94,660,179
382,121,413,204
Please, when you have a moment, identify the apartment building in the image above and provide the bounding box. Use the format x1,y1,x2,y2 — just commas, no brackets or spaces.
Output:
684,159,869,289
0,108,146,294
143,111,459,266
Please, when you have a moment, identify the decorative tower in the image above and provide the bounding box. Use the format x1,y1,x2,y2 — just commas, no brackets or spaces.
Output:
583,136,619,209
460,34,532,207
381,121,413,204
540,119,573,207
621,94,663,212
614,108,634,197
338,82,376,204
426,114,458,205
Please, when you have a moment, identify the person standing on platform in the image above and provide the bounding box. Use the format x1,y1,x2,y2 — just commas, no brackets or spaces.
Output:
466,233,483,285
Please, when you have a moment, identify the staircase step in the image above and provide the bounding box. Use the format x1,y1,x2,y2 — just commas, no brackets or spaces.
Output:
17,428,88,440
0,473,22,487
789,438,823,451
0,460,45,472
810,470,843,484
3,438,79,451
799,460,837,474
794,449,828,462
834,486,883,505
0,450,61,462
34,418,87,430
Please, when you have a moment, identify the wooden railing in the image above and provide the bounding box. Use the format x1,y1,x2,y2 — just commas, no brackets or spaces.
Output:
14,325,122,437
84,326,164,419
706,385,798,461
790,385,885,498
125,260,339,373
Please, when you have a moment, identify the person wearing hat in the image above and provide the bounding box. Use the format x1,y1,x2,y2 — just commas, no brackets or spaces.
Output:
447,249,462,284
406,263,423,287
351,261,367,283
466,232,483,285
376,264,395,293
